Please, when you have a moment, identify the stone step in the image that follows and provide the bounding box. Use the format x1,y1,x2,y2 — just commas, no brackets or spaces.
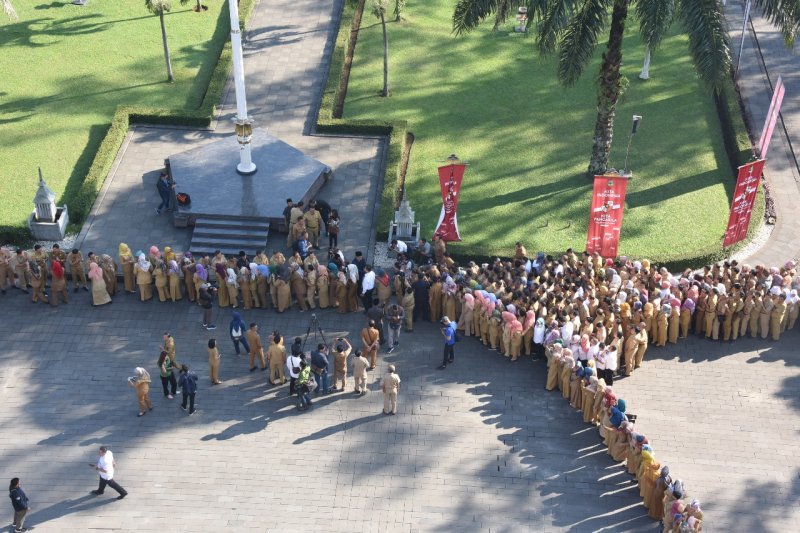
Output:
192,227,269,240
194,217,270,231
188,246,252,259
191,236,268,249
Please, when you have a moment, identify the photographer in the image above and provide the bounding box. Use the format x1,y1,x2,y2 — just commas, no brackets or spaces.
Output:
331,337,351,391
199,283,216,330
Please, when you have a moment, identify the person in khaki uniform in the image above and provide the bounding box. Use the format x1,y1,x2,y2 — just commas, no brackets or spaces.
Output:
0,247,12,294
119,243,137,294
267,333,286,385
162,333,178,369
704,289,718,339
381,364,401,415
759,294,774,340
726,290,743,341
749,292,763,338
303,204,324,248
32,245,48,285
208,339,222,385
361,320,380,370
305,264,317,309
128,367,153,417
29,262,47,303
401,287,415,332
50,244,67,269
331,338,351,391
246,323,266,372
352,349,369,395
633,324,649,371
49,260,68,307
770,294,787,341
14,249,31,292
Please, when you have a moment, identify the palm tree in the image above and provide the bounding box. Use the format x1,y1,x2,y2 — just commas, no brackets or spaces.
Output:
373,0,391,96
3,0,18,20
145,0,189,83
453,0,731,176
753,0,800,47
394,0,406,22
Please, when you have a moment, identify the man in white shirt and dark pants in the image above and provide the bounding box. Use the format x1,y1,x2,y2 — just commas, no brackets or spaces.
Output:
89,446,127,499
360,265,375,312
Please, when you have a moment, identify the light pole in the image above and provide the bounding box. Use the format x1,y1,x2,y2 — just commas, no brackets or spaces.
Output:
228,0,256,175
623,115,642,175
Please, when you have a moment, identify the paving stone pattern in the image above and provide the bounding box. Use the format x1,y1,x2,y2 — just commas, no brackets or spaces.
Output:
78,0,385,263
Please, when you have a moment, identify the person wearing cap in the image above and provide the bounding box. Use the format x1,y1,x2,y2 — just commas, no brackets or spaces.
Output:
438,316,456,370
361,319,380,370
331,337,351,391
380,364,401,415
303,203,323,248
13,249,31,293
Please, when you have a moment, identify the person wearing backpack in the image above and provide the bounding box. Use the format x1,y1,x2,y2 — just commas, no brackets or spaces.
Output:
229,311,249,355
296,361,313,410
8,477,31,532
286,344,303,396
178,365,198,415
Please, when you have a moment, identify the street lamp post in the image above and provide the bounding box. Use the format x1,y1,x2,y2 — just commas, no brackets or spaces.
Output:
228,0,256,175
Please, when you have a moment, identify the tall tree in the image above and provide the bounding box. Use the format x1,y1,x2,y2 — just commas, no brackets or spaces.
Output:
373,0,391,96
145,0,189,83
753,0,800,47
453,0,731,176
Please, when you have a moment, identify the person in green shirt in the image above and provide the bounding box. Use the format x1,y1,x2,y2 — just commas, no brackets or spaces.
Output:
157,350,177,399
296,361,313,410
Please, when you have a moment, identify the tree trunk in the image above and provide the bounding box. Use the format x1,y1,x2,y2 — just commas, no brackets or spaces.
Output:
587,0,628,177
380,12,389,96
159,12,174,83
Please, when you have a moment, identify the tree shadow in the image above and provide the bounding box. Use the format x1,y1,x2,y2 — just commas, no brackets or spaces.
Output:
25,494,116,526
293,412,384,444
0,14,110,48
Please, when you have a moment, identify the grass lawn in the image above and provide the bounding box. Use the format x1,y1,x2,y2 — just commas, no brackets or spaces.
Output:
0,0,226,239
344,0,738,264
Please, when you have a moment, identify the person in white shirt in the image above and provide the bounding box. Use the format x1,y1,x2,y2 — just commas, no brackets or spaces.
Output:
286,342,303,396
390,239,408,255
89,447,127,499
360,265,376,311
603,345,618,385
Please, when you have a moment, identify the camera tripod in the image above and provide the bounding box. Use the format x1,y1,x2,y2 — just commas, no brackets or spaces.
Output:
300,313,330,354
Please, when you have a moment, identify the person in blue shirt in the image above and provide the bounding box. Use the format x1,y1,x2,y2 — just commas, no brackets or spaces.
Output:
155,172,173,214
310,343,332,394
9,478,30,532
297,232,311,260
178,365,199,415
438,316,456,370
228,311,250,355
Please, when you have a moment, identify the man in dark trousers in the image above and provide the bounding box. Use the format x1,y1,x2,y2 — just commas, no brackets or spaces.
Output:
438,316,456,370
412,274,431,323
155,172,173,214
9,477,30,532
89,446,128,500
179,365,199,415
310,343,332,394
367,298,386,346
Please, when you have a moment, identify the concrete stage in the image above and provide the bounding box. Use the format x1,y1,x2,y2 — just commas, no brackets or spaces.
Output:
169,128,331,229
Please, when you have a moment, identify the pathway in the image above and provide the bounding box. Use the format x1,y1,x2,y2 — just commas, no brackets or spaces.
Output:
76,0,385,262
726,1,800,266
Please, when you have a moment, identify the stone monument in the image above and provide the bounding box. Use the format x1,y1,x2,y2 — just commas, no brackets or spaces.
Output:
388,198,420,246
29,168,69,240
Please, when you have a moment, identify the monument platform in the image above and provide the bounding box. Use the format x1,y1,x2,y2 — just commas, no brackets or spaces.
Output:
169,128,331,229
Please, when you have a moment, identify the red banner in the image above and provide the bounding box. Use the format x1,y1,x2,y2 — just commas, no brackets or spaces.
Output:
586,175,630,258
723,159,765,247
433,163,466,242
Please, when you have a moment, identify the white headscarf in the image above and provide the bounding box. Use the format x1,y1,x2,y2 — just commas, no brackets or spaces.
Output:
347,263,358,284
137,253,151,271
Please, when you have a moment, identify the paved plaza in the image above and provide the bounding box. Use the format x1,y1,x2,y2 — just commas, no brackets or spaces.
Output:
0,288,798,532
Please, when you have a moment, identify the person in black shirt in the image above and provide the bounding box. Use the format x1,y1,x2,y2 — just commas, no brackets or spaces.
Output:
412,275,431,322
310,343,332,394
9,478,30,532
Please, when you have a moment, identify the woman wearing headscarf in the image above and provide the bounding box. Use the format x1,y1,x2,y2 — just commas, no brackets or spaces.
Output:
581,374,599,423
225,267,240,309
100,254,118,296
118,243,136,293
289,263,307,311
509,317,524,361
256,264,269,308
88,262,112,306
134,254,153,302
214,263,229,308
163,246,176,264
648,465,671,520
558,349,574,399
610,421,634,461
275,263,291,312
208,338,222,385
316,264,330,309
153,259,169,302
193,263,208,305
667,301,680,343
328,263,341,309
679,298,695,338
239,266,253,309
346,263,359,312
519,309,534,354
569,364,584,409
127,367,153,417
148,245,161,264
458,292,475,337
428,276,443,323
545,343,561,391
168,260,183,302
656,304,669,347
181,253,196,302
248,263,260,308
639,449,660,510
50,260,68,307
500,311,515,358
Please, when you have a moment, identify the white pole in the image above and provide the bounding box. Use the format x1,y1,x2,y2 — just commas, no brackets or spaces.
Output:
735,0,752,77
229,0,256,175
639,48,651,80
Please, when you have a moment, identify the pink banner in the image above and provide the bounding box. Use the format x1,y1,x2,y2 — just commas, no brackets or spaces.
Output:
585,175,630,258
758,76,784,158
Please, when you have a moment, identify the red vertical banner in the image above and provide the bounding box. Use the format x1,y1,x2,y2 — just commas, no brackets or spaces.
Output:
723,159,765,247
585,175,630,258
433,163,466,242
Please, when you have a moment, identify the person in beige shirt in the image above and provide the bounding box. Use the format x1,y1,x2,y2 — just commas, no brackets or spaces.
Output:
247,323,266,372
267,333,286,385
381,364,401,415
128,367,153,417
352,350,369,395
303,204,324,247
331,338,352,391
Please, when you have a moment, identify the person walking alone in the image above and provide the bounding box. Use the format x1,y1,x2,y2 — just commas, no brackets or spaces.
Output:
381,364,401,415
229,311,249,355
127,367,153,417
208,338,222,385
178,365,198,415
89,447,128,500
199,283,216,330
352,349,369,395
9,478,31,532
385,303,404,353
438,316,456,370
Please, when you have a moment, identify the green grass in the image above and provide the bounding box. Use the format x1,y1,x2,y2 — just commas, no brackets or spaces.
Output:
0,0,228,240
343,1,747,265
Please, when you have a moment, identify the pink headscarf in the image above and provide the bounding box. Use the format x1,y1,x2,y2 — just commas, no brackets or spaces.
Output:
580,334,590,353
501,311,516,324
149,245,161,259
88,262,104,281
523,310,536,330
464,292,474,310
509,319,523,335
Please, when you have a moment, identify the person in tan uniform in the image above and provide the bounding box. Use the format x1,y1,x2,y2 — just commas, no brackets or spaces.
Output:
401,286,415,332
29,263,47,303
168,260,182,302
739,291,755,339
381,364,401,415
162,333,178,368
32,245,48,285
759,294,774,340
49,260,68,307
246,323,266,372
305,264,317,310
316,265,330,309
432,235,446,264
0,247,12,294
119,244,136,294
128,367,153,417
770,294,787,341
267,333,286,385
331,338,351,391
633,324,648,370
153,261,169,302
361,320,380,370
14,249,31,292
208,339,222,385
303,204,324,248
352,349,369,395
239,267,253,309
101,255,118,296
749,291,763,338
704,289,718,339
67,248,88,292
726,290,743,342
50,244,67,269
134,254,153,302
